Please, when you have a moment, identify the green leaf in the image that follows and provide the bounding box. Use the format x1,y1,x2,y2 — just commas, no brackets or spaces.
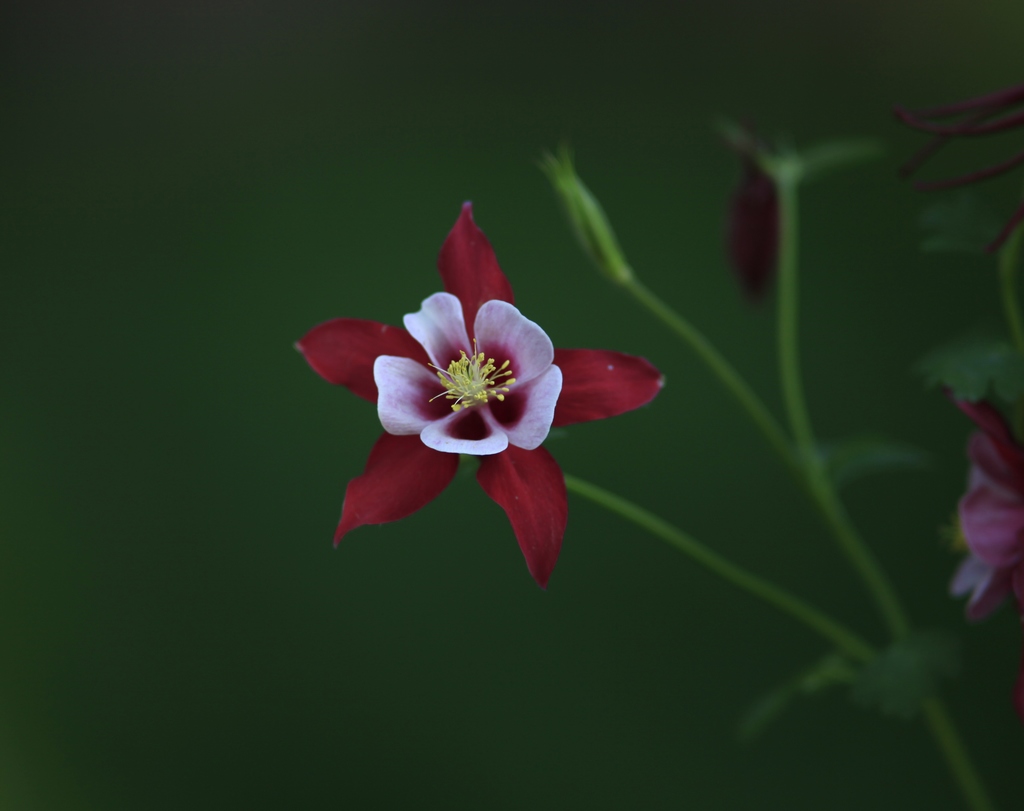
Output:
851,631,960,719
919,191,1002,254
818,434,929,490
917,336,1024,401
738,654,857,742
798,139,884,182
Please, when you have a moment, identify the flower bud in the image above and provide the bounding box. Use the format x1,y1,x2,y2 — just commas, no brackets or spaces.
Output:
725,154,779,302
541,148,633,284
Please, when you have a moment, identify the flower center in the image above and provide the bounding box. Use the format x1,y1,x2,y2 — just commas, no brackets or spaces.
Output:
943,512,968,553
430,341,516,412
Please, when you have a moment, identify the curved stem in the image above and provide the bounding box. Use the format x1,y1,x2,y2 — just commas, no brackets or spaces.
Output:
563,473,876,663
775,171,817,460
621,277,803,483
620,212,911,640
773,161,911,640
611,157,991,809
771,158,989,809
923,699,997,811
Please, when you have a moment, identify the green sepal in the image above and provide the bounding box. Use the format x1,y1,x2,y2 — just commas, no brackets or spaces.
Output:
917,335,1024,401
539,147,632,284
457,454,481,479
738,654,857,742
919,192,1002,254
797,139,884,183
850,631,960,719
818,434,929,490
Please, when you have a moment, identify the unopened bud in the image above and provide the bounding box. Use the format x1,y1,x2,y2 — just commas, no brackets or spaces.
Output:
720,122,779,302
726,155,779,302
541,148,633,284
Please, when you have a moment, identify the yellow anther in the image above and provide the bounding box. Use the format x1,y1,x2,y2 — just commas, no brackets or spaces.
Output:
428,340,514,411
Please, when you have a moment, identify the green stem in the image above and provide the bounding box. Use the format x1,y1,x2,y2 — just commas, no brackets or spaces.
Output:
619,192,910,640
610,156,992,810
563,473,876,663
997,223,1024,438
621,277,803,483
923,699,997,811
998,218,1024,357
773,160,911,640
771,158,990,809
775,167,817,460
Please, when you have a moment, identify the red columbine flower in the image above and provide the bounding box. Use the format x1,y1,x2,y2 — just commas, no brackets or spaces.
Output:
894,82,1024,253
297,203,663,588
948,395,1024,722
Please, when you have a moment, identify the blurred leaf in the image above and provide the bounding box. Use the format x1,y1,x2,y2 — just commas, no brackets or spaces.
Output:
917,336,1024,401
919,192,1002,254
818,434,929,490
799,139,884,182
739,654,857,742
851,631,960,719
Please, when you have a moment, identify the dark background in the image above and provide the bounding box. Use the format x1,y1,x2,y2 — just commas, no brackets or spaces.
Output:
2,2,1022,808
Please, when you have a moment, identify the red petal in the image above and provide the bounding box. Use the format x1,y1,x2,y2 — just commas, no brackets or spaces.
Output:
552,348,664,427
985,200,1024,254
949,394,1017,448
476,445,567,589
437,202,515,330
335,432,458,541
904,83,1024,119
297,318,429,403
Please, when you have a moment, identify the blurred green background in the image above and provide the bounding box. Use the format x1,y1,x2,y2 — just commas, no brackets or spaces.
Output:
3,2,1023,808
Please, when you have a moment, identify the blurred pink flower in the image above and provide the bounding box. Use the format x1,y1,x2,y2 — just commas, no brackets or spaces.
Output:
949,395,1024,721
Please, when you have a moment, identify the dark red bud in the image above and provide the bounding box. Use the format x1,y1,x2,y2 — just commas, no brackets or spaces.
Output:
726,159,779,302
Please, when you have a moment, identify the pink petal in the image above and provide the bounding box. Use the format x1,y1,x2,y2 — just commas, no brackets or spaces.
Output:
487,365,563,450
373,355,450,435
959,485,1024,567
420,409,508,456
551,349,664,427
296,318,428,403
473,300,554,385
476,445,567,589
335,432,459,542
402,292,472,369
950,395,1017,448
437,202,515,329
950,554,1013,620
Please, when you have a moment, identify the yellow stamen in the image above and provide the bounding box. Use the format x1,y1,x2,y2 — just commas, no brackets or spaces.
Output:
429,340,515,411
941,511,968,552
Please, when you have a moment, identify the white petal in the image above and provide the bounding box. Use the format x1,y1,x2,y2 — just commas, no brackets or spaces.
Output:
950,554,990,597
374,355,442,435
403,292,471,368
473,300,553,385
491,365,562,450
420,411,509,456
